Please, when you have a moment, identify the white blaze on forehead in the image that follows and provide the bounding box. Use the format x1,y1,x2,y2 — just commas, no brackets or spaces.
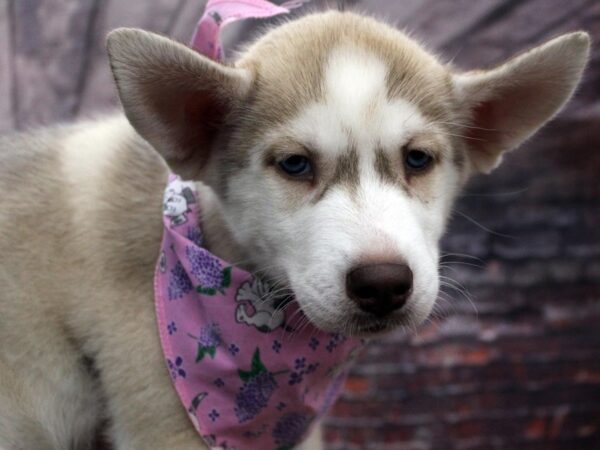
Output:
325,48,388,125
287,47,427,155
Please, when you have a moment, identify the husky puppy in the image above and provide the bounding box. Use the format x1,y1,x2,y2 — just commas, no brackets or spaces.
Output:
0,10,589,450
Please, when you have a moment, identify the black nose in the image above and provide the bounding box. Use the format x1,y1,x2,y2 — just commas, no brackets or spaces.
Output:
346,263,413,317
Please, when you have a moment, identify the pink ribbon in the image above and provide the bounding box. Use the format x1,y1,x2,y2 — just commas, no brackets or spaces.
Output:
190,0,309,60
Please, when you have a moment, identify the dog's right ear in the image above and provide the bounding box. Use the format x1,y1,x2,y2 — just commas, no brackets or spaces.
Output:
107,28,252,176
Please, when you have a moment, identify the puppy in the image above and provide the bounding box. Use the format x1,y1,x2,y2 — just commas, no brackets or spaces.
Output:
0,10,589,450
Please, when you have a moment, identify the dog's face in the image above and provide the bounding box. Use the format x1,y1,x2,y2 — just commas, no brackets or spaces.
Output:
108,12,589,336
219,35,465,335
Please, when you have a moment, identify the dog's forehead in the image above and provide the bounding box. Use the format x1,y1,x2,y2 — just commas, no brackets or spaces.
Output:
288,47,427,154
239,11,455,130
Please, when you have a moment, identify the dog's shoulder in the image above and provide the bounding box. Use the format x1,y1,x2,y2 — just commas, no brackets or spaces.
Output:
0,114,169,287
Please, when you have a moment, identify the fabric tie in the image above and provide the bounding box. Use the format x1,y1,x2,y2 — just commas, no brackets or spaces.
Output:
190,0,309,60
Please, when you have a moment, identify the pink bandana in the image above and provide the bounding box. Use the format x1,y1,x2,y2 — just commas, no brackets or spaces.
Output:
155,175,364,450
190,0,309,60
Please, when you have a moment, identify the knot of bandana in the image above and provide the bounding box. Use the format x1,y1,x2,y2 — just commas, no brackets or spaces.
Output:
191,0,310,60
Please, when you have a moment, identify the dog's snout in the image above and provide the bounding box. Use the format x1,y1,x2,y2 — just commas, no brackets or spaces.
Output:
346,263,413,316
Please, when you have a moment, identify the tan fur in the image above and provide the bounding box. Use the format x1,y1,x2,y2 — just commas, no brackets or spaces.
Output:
238,12,454,125
0,10,589,450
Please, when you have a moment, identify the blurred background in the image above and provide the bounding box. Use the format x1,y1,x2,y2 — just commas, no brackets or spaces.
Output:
1,0,598,449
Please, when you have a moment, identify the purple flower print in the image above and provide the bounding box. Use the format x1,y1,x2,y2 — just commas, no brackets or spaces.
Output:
235,371,278,423
294,357,306,371
272,340,282,353
187,246,222,287
186,226,204,247
214,378,225,388
308,337,319,350
189,323,221,362
167,356,186,380
168,261,193,300
234,349,278,423
199,323,221,347
306,363,319,374
228,343,240,356
186,245,232,294
272,412,312,449
289,358,319,386
208,409,220,422
167,321,177,335
325,333,346,353
288,372,303,386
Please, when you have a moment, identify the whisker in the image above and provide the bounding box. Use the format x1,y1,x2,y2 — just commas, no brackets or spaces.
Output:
453,209,516,239
430,120,498,132
440,261,484,270
440,252,484,262
439,276,478,318
430,130,488,142
460,187,530,198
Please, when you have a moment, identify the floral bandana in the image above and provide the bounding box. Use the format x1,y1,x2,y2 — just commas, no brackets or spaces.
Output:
155,175,364,450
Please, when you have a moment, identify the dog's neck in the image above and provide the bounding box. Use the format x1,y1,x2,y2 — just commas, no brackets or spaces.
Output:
71,115,249,282
192,182,248,268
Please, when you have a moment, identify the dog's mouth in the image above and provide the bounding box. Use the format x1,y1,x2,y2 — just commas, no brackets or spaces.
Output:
273,294,294,310
267,275,426,337
354,320,390,335
345,311,413,337
296,304,412,337
280,292,415,337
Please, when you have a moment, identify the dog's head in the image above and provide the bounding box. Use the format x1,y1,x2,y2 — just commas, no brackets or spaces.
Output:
107,12,589,336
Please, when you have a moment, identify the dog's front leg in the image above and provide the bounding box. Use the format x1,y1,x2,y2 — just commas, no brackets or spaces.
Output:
92,288,207,450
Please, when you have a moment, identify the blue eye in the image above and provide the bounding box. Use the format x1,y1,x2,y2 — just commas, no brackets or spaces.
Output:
278,155,313,178
405,150,433,171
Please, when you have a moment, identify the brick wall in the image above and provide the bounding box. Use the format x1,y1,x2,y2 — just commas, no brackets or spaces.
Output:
1,1,598,449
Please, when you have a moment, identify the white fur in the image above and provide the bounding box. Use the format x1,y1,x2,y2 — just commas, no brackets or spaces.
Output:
288,182,442,333
288,48,427,156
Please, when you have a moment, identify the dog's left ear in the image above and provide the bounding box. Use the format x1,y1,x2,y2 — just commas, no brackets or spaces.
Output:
454,32,590,173
107,28,252,177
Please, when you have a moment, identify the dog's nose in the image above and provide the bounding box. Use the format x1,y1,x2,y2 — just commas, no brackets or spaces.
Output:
346,263,413,316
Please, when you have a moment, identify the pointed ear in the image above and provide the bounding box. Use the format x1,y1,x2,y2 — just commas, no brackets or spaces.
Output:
106,28,252,176
453,32,590,173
